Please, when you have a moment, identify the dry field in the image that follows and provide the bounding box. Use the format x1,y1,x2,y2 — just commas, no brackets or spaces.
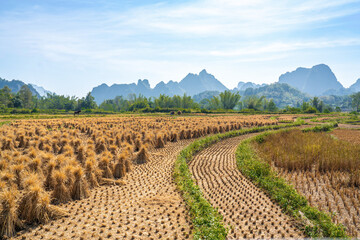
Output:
0,115,276,239
332,129,360,144
189,134,304,239
254,130,360,237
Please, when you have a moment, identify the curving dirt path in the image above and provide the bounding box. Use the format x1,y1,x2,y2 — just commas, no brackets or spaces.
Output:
14,140,194,240
189,133,304,239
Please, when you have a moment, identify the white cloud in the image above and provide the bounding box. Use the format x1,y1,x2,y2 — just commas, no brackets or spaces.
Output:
0,0,360,96
1,0,359,61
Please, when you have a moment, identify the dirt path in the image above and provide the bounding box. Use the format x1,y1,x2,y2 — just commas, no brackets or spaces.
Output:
337,123,360,129
14,140,194,240
189,133,304,239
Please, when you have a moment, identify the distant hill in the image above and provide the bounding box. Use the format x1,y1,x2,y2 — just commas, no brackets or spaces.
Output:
349,79,360,93
178,69,227,96
30,84,53,97
0,77,40,97
193,90,220,103
235,64,359,97
278,64,344,96
240,83,310,108
91,69,228,104
236,81,267,91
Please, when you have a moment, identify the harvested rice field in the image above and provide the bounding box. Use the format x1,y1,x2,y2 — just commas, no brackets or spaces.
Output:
0,115,278,239
13,139,194,239
331,128,360,144
254,129,360,238
189,134,304,239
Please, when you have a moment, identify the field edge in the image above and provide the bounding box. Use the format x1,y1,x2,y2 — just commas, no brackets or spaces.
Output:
174,121,304,239
235,125,348,238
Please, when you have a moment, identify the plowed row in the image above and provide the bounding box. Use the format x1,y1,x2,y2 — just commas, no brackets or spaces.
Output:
0,116,277,238
189,134,304,239
14,139,194,239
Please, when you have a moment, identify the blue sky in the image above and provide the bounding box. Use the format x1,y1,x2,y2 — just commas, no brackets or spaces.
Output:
0,0,360,97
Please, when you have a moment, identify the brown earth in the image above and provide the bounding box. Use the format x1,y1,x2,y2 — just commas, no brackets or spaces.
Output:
253,127,360,238
189,134,304,239
281,170,360,237
13,140,194,240
332,129,360,144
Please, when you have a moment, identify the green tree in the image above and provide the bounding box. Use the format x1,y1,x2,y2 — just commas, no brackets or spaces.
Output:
0,86,13,107
219,91,241,109
351,92,360,112
172,95,182,108
78,92,97,109
301,101,310,111
311,97,320,111
154,94,172,108
318,101,324,113
12,95,22,108
243,96,265,111
267,99,277,112
128,94,149,111
18,85,33,108
181,94,194,109
205,96,222,110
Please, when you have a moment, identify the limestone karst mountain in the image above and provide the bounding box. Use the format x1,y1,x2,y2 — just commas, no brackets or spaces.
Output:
91,69,228,104
278,64,344,96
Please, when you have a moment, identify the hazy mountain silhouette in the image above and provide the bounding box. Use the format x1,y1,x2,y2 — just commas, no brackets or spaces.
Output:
30,84,53,97
0,77,40,97
1,64,359,106
278,64,344,96
241,83,310,108
91,69,228,104
236,81,267,91
349,79,360,93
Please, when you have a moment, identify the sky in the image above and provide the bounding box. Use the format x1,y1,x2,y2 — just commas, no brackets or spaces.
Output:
0,0,360,97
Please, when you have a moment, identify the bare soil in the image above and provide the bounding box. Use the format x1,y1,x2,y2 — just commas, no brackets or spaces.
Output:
331,128,360,144
281,170,360,237
189,134,304,239
13,140,194,240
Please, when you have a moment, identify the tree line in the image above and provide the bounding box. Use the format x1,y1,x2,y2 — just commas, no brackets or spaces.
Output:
0,85,96,112
1,85,360,113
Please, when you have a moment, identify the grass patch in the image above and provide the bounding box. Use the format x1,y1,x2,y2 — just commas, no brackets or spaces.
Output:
302,122,338,132
236,126,348,238
174,120,304,239
0,121,11,127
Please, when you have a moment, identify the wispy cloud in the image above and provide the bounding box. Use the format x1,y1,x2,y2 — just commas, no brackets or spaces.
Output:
1,0,359,60
0,0,359,95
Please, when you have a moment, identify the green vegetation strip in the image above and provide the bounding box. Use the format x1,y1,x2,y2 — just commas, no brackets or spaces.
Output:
0,121,11,127
174,121,303,240
236,124,347,238
302,122,338,132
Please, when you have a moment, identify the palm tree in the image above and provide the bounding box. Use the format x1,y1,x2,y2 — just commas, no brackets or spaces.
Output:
219,91,241,109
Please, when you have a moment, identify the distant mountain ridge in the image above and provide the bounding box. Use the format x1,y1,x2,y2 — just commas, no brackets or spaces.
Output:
91,69,228,104
0,77,40,97
236,81,267,91
1,64,359,107
278,64,344,96
240,83,311,108
30,84,53,97
349,78,360,92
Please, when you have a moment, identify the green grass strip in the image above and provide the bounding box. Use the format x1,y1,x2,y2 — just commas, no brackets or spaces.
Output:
174,120,304,240
302,122,338,132
236,126,348,238
0,121,11,127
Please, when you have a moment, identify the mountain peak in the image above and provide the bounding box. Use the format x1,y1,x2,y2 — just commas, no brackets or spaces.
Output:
179,69,227,96
349,78,360,92
278,64,343,96
137,79,150,89
313,63,330,69
199,69,208,75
